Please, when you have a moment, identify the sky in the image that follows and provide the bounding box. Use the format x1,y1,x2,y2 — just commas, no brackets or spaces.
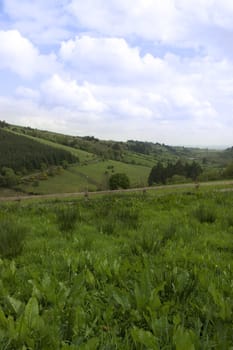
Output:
0,0,233,146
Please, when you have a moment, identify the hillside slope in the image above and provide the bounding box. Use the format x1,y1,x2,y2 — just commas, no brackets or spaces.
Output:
0,128,77,172
0,121,232,195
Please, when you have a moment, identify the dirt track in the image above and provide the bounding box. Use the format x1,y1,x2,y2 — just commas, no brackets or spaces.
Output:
0,180,232,202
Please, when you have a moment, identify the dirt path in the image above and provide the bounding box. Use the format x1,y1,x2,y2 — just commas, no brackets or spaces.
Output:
0,180,232,202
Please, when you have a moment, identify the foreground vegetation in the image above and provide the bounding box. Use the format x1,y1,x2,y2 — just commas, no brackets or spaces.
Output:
0,188,233,349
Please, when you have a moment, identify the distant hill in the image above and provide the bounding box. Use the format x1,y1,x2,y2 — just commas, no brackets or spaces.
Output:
6,121,227,165
0,120,232,195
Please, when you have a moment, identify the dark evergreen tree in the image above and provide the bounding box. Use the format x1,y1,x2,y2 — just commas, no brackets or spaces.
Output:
0,128,78,177
148,159,203,185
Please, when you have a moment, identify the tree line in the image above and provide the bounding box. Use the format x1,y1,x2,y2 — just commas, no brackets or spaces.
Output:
0,128,78,175
148,160,203,185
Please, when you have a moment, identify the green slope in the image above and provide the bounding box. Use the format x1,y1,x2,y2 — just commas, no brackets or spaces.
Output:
6,128,95,164
1,121,232,195
0,128,77,171
20,160,151,194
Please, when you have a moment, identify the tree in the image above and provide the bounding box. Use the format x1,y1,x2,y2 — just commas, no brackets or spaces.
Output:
109,173,130,190
148,159,203,185
223,162,233,179
186,161,202,180
0,120,8,128
0,167,19,187
148,162,166,185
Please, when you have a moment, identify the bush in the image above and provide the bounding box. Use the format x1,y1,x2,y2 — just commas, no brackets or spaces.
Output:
115,207,139,229
0,219,26,258
109,173,130,190
193,205,217,223
56,205,80,234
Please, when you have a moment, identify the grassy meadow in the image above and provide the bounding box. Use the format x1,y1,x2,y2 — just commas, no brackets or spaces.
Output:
0,188,233,349
21,160,151,194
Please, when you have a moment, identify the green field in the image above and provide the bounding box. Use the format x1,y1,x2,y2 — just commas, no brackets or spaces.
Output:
0,189,233,349
1,123,232,197
20,160,151,194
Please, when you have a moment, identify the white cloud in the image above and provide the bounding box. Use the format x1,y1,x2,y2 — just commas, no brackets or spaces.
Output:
59,35,170,84
16,86,40,101
2,0,71,45
68,0,182,42
67,1,182,40
0,90,232,146
58,35,231,123
0,30,59,78
67,0,233,59
0,95,94,134
0,1,233,146
41,74,106,113
60,36,142,77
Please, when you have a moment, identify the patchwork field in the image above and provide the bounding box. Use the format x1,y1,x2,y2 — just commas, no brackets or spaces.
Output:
20,160,151,194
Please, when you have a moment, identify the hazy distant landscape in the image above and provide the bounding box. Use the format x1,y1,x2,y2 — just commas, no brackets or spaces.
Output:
0,120,233,198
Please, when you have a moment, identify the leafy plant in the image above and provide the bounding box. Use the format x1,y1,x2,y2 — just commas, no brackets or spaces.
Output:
56,205,80,234
193,204,217,223
0,190,233,348
0,218,27,258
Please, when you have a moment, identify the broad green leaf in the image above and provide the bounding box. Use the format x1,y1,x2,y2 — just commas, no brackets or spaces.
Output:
9,260,16,275
85,269,95,287
131,327,159,349
6,296,24,316
0,307,7,328
173,326,195,350
79,337,99,350
24,296,44,331
112,289,131,310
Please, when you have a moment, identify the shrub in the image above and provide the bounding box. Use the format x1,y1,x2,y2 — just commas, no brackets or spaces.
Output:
193,205,217,223
56,205,80,234
109,173,130,190
115,207,139,229
0,219,26,258
100,221,116,235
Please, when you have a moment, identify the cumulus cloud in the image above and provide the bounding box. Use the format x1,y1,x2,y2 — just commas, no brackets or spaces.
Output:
16,86,40,101
67,1,226,38
59,35,171,84
67,0,233,58
0,30,59,78
0,0,233,145
2,0,72,45
41,74,106,113
68,0,182,42
58,35,231,122
0,95,93,134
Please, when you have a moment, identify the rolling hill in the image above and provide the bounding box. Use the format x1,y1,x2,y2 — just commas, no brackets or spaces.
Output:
0,120,232,195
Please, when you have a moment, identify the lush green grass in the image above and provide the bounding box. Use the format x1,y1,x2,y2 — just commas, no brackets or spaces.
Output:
0,190,233,349
122,149,179,167
122,151,157,167
79,160,151,187
20,167,95,194
20,160,151,194
0,188,22,197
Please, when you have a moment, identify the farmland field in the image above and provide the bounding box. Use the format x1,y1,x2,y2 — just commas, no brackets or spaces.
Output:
20,160,151,195
0,188,233,349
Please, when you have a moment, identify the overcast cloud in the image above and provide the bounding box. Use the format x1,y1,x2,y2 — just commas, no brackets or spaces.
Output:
0,0,233,146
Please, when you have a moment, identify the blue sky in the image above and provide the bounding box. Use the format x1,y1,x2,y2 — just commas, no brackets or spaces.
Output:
0,0,233,146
